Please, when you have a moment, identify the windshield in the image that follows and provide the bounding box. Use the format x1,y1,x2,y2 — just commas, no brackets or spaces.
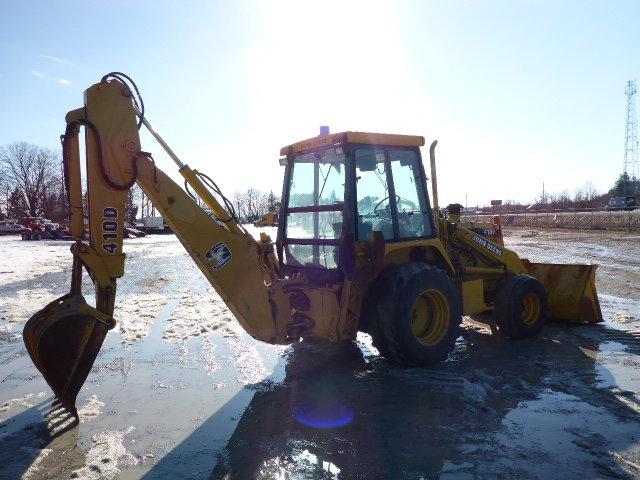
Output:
284,148,345,269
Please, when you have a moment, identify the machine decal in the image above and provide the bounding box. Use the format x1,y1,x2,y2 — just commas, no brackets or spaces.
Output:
102,207,119,254
472,234,502,257
472,228,496,237
205,242,232,270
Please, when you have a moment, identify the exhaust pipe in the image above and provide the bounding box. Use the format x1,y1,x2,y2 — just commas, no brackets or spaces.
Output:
429,140,439,215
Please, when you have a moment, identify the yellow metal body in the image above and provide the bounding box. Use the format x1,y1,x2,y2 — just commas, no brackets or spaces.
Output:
280,131,425,156
524,261,601,323
460,279,485,314
24,74,602,412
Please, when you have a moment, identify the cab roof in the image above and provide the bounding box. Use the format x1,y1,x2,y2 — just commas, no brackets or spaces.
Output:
279,131,425,156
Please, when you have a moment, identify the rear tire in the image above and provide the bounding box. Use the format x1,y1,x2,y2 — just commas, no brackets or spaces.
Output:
494,275,547,339
33,231,42,241
22,231,30,241
367,264,462,366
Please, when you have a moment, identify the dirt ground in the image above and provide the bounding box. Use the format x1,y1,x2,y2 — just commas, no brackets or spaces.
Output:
1,226,639,479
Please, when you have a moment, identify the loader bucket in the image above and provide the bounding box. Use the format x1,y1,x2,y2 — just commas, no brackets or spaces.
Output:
524,262,602,323
23,294,115,417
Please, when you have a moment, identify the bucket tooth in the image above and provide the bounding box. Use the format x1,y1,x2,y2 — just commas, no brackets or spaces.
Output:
23,294,115,416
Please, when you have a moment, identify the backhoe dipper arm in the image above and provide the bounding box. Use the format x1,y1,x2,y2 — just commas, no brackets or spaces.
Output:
64,76,280,343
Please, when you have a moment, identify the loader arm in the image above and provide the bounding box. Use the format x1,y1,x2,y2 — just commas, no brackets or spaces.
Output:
23,74,281,415
449,222,601,323
450,223,528,276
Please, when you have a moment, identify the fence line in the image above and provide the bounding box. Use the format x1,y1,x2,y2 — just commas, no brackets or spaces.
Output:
461,206,640,231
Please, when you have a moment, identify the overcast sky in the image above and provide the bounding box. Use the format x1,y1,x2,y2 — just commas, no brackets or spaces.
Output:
0,0,638,206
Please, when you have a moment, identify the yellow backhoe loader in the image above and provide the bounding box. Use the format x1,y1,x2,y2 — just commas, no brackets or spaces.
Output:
23,73,602,416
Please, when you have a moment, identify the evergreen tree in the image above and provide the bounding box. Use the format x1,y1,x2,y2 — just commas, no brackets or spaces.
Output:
266,190,279,213
609,172,639,197
7,187,28,218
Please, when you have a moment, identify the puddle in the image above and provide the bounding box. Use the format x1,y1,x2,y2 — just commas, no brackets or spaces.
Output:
484,390,639,478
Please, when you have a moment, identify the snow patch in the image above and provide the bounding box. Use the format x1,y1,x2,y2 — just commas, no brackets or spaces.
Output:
0,287,58,324
163,288,239,341
226,336,267,385
610,312,636,324
78,394,105,422
201,337,220,376
69,427,137,480
0,238,68,287
0,392,46,413
116,293,168,343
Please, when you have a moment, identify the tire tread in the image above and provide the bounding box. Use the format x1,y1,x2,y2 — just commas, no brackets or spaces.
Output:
494,274,547,339
368,263,461,366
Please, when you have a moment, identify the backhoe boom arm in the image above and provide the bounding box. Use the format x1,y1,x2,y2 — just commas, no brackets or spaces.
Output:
23,75,287,415
64,76,280,343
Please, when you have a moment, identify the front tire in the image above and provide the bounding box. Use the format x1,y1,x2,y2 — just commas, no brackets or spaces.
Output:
494,275,547,339
367,264,462,366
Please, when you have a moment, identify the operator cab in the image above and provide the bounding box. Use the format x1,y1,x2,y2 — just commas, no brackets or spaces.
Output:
277,130,435,272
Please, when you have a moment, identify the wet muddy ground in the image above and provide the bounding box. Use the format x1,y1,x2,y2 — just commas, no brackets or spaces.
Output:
1,227,639,479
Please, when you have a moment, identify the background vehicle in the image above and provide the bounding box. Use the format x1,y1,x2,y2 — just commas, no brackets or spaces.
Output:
0,221,28,235
606,195,638,211
19,217,71,241
138,215,171,233
23,74,602,416
254,212,278,227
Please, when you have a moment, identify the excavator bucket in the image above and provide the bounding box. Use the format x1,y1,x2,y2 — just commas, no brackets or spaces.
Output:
524,262,602,323
23,294,115,417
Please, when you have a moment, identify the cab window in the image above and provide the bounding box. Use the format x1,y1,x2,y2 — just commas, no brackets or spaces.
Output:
355,147,394,240
389,149,432,238
355,147,432,241
284,148,345,269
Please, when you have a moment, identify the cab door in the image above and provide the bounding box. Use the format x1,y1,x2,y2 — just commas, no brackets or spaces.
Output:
354,146,434,242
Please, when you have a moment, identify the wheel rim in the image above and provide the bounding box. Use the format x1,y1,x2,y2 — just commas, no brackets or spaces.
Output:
521,293,541,325
411,289,450,346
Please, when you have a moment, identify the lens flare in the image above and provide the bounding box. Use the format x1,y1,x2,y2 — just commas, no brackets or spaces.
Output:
293,401,354,428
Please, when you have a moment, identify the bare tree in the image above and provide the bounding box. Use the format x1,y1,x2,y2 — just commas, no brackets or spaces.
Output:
584,181,598,204
40,171,68,221
125,185,140,224
0,172,7,215
231,188,280,223
0,142,59,216
233,190,247,222
244,188,262,221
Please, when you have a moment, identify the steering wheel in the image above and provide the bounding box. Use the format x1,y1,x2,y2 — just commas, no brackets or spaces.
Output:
373,195,397,214
373,195,417,213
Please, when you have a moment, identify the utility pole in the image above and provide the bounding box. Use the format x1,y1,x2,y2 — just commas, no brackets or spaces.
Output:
624,80,638,195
